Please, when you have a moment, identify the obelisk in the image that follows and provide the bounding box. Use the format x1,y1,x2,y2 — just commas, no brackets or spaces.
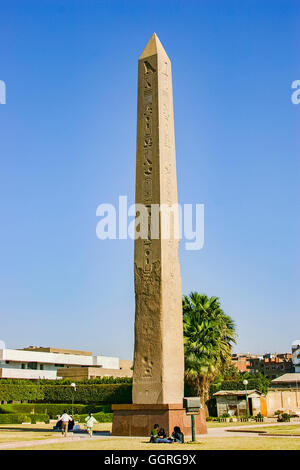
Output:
112,34,207,436
133,33,184,404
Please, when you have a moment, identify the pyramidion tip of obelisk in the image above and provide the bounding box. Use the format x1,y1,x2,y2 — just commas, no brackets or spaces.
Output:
139,32,170,60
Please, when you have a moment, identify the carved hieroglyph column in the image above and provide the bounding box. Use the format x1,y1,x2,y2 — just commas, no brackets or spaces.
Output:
133,33,184,405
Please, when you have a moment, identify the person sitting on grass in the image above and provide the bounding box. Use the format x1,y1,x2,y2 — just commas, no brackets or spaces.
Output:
155,427,173,444
150,424,173,443
171,426,184,443
150,423,159,443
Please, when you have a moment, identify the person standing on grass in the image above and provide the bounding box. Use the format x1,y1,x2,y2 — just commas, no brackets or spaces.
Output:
85,413,98,437
58,411,73,437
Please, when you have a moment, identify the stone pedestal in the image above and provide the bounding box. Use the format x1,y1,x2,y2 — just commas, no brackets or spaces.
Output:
111,404,207,437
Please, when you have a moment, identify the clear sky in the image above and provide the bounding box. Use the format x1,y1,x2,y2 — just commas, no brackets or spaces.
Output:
0,0,299,359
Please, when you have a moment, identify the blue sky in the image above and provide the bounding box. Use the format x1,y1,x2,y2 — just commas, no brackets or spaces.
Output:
0,0,299,359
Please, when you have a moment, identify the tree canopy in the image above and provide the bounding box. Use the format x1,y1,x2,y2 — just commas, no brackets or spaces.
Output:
183,292,237,406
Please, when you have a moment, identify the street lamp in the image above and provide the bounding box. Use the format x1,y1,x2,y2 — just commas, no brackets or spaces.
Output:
243,379,249,419
70,382,76,415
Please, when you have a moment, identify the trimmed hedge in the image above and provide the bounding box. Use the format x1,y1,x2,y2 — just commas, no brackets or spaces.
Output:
210,378,269,397
0,412,49,424
0,413,30,424
0,384,44,402
43,384,132,404
30,414,50,424
0,403,111,418
0,377,132,385
0,384,132,405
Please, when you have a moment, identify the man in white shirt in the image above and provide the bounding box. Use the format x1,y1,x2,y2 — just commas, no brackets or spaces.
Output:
58,411,73,437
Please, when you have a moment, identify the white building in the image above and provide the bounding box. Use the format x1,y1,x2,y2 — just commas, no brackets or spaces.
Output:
292,340,300,373
0,346,121,380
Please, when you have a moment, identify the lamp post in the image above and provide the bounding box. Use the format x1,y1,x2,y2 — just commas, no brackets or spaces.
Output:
70,382,76,415
243,379,249,418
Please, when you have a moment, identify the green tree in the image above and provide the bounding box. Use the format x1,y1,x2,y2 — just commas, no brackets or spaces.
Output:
183,292,237,408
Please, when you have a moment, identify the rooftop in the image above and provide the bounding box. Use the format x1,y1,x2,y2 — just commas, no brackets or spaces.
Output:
213,390,261,397
271,373,300,384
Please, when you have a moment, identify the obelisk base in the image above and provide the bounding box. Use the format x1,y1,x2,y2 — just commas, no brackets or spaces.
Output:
111,404,207,437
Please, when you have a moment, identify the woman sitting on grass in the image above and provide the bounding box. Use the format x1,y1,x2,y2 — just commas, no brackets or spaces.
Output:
171,426,184,443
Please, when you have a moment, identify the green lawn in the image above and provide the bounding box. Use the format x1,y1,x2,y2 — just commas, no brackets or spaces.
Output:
241,425,300,435
206,421,268,428
0,424,54,443
13,436,300,451
0,422,111,444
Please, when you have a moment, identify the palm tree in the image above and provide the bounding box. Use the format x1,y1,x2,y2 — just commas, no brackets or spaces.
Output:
183,292,236,409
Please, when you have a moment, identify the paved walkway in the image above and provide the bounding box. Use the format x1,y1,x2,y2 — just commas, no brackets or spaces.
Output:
0,421,299,449
0,434,103,449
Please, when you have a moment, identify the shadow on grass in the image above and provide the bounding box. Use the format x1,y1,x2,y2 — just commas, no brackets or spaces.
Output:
0,427,53,433
0,427,111,436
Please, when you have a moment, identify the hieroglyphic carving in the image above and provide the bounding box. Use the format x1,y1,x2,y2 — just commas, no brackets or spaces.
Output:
142,60,156,273
134,260,161,378
133,34,184,405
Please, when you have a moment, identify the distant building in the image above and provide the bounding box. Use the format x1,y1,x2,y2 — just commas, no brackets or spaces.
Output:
248,353,293,379
0,346,133,380
292,340,300,373
269,372,300,389
266,373,300,417
231,353,251,373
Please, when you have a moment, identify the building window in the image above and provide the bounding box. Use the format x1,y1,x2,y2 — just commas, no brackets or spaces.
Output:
21,364,26,369
40,365,44,370
27,362,37,370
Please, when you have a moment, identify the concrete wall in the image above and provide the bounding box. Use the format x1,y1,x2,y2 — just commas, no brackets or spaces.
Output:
0,361,57,371
0,349,119,369
266,389,300,416
94,355,119,369
58,366,133,380
0,368,57,380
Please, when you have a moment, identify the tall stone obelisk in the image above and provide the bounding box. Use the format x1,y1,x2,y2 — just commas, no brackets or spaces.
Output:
133,33,184,405
112,34,207,436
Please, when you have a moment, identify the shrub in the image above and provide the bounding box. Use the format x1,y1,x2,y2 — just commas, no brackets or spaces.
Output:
42,384,132,404
30,414,50,424
0,377,132,385
220,413,230,418
210,377,269,397
277,413,291,422
0,403,108,418
0,413,31,424
0,384,44,402
0,383,132,405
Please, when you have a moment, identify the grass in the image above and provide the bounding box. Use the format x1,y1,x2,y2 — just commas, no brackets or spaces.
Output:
0,424,54,443
13,436,300,451
241,425,300,435
206,421,269,428
0,422,111,444
2,422,300,450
